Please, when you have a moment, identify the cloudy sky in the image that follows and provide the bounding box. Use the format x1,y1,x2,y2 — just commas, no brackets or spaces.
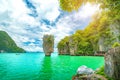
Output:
0,0,99,52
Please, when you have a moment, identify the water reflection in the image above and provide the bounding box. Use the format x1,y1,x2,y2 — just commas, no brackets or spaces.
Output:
0,62,7,79
37,56,52,80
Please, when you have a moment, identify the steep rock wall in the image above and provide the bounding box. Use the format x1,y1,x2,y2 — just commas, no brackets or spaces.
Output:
43,35,54,56
105,47,120,79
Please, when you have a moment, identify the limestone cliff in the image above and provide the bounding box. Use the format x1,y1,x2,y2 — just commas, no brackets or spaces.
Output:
105,47,120,79
43,34,54,56
57,36,80,56
69,36,78,56
110,21,120,43
0,31,25,53
58,41,69,55
57,36,70,55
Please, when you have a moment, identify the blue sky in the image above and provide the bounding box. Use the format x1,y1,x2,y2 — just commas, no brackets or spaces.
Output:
0,0,99,52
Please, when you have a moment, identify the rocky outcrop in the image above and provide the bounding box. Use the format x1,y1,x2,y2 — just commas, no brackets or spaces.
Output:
98,37,105,51
69,37,78,56
72,74,107,80
57,36,70,55
105,47,120,79
43,34,54,56
58,36,78,55
58,42,69,55
110,21,120,43
77,65,94,75
72,65,107,80
0,31,25,53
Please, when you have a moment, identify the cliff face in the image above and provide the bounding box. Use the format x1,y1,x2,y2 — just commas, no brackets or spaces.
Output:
43,34,54,56
97,21,120,52
57,36,78,56
0,31,25,53
105,47,120,79
58,41,69,55
69,37,77,56
57,19,120,56
57,36,70,55
110,21,120,43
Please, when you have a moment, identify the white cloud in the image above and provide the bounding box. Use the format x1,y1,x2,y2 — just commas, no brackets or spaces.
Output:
42,2,100,48
30,0,60,21
73,3,100,19
23,45,43,52
0,0,99,52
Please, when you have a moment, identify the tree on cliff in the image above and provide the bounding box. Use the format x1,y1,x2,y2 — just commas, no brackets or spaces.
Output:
43,34,54,56
59,0,96,12
57,30,94,55
57,36,70,55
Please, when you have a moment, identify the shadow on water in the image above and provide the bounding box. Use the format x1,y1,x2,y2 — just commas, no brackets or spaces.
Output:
37,56,52,80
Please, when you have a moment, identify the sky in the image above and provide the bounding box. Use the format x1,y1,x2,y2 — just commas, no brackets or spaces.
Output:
0,0,99,52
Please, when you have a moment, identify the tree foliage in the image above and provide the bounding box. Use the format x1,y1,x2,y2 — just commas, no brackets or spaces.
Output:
59,0,96,12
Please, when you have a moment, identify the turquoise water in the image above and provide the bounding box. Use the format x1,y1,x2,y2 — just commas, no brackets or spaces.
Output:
0,53,104,80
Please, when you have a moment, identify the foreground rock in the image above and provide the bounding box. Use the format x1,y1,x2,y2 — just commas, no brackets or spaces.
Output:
43,34,54,56
105,47,120,80
72,65,107,80
77,65,94,75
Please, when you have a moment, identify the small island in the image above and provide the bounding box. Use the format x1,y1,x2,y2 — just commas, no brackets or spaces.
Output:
43,34,54,56
0,31,25,53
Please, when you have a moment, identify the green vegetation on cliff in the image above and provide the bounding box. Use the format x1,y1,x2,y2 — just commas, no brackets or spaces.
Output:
96,66,113,80
58,0,120,55
0,31,25,53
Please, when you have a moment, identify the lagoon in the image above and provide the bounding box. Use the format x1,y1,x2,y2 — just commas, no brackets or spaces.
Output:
0,53,104,80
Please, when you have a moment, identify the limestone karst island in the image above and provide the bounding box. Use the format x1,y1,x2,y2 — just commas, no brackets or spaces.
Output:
0,0,120,80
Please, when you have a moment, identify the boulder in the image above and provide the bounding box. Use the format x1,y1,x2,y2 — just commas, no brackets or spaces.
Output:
77,65,94,75
43,34,54,56
105,47,120,79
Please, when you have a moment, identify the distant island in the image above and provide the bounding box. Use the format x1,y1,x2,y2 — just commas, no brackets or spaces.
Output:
0,31,25,53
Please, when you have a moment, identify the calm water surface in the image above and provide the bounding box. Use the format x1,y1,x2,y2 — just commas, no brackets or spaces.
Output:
0,53,104,80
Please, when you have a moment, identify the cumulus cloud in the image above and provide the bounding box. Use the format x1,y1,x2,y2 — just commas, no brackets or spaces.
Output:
30,0,60,21
0,0,99,52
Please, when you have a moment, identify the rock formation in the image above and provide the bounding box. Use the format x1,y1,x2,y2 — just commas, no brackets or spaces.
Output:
43,34,54,56
0,31,25,53
72,65,108,80
57,36,70,55
58,40,70,55
57,36,78,56
77,65,94,75
105,47,120,79
69,36,78,56
58,43,69,55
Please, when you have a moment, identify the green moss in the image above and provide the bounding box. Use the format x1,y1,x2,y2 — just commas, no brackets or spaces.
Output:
96,66,114,80
112,42,120,48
